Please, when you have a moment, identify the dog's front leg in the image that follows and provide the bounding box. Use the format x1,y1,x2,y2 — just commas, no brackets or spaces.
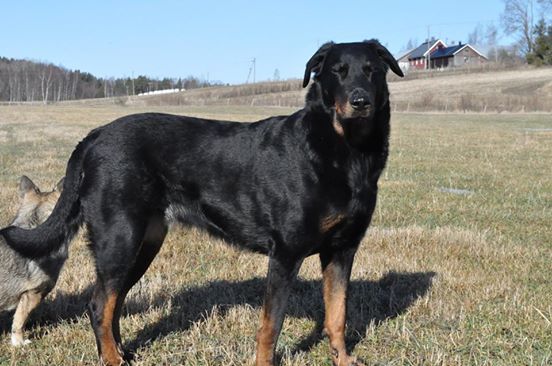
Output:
320,247,365,366
255,256,302,366
11,291,42,346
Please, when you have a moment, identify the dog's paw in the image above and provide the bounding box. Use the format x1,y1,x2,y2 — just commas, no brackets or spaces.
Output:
10,333,31,347
332,354,367,366
349,357,366,366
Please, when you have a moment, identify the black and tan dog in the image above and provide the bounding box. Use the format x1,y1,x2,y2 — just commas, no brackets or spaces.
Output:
1,176,63,346
2,40,403,365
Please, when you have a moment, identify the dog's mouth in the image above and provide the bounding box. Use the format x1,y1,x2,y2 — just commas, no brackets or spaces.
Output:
333,102,374,137
335,101,373,120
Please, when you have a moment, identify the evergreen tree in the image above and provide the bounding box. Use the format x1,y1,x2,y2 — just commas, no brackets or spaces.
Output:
527,18,552,65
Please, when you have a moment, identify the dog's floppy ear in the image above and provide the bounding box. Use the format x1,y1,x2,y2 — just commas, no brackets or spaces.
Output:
303,42,334,87
18,175,39,198
365,39,404,77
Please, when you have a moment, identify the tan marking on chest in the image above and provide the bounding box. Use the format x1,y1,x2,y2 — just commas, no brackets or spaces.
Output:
333,104,345,136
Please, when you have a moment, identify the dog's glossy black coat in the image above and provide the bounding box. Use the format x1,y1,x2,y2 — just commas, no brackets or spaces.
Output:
2,40,403,365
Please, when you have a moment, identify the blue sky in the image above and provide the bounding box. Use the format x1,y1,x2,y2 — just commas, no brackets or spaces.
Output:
1,0,510,84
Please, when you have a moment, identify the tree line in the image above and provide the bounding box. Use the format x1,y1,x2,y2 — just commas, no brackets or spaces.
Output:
0,57,220,103
501,0,552,65
525,18,552,65
464,0,551,65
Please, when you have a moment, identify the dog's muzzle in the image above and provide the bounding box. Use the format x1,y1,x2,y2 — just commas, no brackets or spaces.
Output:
349,88,371,111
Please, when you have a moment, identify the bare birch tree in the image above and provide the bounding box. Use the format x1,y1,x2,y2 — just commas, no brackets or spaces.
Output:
501,0,538,55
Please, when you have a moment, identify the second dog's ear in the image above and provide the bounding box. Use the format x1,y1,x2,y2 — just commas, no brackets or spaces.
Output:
19,175,39,198
303,42,334,87
55,177,65,193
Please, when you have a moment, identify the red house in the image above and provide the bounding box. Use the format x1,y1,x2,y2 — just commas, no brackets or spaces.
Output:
397,39,446,70
429,42,488,68
397,39,488,72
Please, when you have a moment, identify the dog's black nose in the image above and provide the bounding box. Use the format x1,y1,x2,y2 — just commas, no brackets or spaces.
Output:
349,89,371,110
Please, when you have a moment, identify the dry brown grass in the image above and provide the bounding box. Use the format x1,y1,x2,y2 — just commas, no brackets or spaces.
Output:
64,66,552,113
0,105,550,365
388,68,552,112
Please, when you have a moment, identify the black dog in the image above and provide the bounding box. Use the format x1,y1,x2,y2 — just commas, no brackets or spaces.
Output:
2,40,403,366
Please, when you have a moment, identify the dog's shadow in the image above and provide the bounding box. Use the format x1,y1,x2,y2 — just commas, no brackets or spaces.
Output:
0,286,93,336
0,270,435,358
123,270,436,357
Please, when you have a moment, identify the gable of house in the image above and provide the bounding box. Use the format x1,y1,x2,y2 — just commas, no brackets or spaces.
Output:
408,39,447,60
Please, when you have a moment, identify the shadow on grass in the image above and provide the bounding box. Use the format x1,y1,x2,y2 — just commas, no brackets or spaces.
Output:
0,286,93,336
0,270,435,360
124,270,436,359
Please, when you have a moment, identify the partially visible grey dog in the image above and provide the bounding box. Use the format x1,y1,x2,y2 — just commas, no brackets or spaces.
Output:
1,176,64,346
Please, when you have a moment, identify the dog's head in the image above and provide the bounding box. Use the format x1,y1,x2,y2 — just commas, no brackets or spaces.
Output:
303,40,403,127
10,175,64,229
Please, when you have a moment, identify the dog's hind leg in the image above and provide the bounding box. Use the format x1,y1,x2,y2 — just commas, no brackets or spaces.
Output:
320,247,365,366
111,214,168,351
87,213,150,366
11,291,42,346
255,256,302,366
89,285,125,366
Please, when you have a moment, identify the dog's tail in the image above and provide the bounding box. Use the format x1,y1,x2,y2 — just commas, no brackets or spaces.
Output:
1,135,92,258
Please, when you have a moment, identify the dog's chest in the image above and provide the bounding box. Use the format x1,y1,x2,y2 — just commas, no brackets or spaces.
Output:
316,160,379,247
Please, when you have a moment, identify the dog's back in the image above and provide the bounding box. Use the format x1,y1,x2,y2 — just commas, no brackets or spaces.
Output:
0,176,63,345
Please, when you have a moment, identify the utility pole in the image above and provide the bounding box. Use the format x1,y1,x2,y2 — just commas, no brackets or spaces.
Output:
427,26,431,70
246,58,256,84
131,71,135,96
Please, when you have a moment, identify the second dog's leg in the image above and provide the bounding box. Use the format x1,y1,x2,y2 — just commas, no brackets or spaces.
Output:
11,291,42,346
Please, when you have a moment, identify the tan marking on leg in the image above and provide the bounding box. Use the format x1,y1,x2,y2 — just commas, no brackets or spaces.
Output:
255,305,277,366
320,214,345,233
255,258,300,366
323,263,362,366
323,263,347,352
99,293,124,366
11,291,42,346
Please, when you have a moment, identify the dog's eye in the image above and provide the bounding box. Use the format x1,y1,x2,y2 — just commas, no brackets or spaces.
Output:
363,65,373,76
332,63,348,77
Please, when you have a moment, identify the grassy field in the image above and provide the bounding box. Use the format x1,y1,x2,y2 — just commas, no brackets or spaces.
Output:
0,104,550,365
106,67,552,113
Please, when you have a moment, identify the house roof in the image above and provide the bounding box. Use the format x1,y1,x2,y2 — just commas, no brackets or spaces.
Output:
431,43,488,59
431,44,465,58
408,39,446,59
396,48,415,62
